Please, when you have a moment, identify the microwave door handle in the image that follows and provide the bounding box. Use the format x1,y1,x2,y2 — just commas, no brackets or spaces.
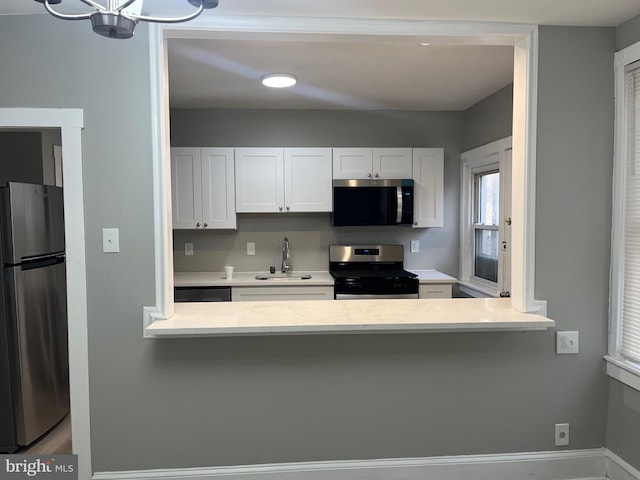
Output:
396,185,403,223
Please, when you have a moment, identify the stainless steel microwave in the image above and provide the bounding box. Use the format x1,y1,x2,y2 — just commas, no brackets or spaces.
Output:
332,179,414,226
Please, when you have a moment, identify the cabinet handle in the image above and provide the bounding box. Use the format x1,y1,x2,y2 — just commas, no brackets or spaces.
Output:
203,223,208,228
196,222,201,227
374,173,379,178
367,173,372,178
286,206,290,211
279,206,283,211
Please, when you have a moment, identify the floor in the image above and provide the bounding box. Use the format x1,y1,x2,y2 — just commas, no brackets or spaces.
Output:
17,414,72,454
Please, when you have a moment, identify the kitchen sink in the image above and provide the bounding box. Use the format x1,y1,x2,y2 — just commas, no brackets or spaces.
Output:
255,274,312,281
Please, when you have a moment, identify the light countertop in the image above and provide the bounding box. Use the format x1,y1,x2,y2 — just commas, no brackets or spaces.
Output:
174,269,456,287
174,271,335,287
408,269,457,283
145,297,554,337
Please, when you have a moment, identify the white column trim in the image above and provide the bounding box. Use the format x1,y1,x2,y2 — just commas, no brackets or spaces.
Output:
0,108,91,480
145,17,542,336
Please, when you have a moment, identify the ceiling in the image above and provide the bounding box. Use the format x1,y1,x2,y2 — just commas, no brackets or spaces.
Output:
8,0,640,111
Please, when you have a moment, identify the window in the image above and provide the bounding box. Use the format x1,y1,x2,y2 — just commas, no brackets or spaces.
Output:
474,169,500,283
609,43,640,390
460,137,512,298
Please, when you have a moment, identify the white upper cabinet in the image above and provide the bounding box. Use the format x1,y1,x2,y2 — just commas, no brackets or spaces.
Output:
284,148,333,212
235,148,284,213
171,147,236,230
333,148,412,179
236,147,332,213
373,148,413,178
412,148,444,228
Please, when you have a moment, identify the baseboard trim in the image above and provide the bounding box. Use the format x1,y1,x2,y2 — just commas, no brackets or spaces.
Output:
607,450,640,480
93,448,608,480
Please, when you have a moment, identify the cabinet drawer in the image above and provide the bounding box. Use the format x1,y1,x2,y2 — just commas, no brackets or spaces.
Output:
232,286,333,302
419,284,452,299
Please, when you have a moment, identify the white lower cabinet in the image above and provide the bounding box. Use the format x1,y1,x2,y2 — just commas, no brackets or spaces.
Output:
419,284,453,299
235,147,332,213
232,286,334,302
171,147,236,229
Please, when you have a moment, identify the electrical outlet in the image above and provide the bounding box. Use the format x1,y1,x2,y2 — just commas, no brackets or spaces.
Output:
410,240,419,253
555,423,570,446
102,228,120,253
556,331,579,354
184,243,194,256
247,242,256,255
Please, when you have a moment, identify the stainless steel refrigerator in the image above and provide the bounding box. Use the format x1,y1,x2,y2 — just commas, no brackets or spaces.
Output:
0,182,69,453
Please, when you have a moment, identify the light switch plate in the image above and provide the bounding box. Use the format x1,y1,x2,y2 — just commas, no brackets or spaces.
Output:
556,331,579,354
185,243,194,256
247,242,256,255
102,228,120,253
410,240,419,253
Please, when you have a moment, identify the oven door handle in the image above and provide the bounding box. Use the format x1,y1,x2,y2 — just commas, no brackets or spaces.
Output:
396,185,403,223
335,293,419,300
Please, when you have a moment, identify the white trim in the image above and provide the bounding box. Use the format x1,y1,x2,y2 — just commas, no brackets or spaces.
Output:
605,355,640,392
609,40,640,389
460,136,512,298
0,109,91,480
145,18,541,333
93,449,607,480
606,450,640,480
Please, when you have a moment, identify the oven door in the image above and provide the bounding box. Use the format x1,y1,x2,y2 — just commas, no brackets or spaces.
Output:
333,276,419,300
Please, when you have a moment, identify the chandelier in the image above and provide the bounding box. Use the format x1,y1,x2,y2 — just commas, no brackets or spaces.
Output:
34,0,219,39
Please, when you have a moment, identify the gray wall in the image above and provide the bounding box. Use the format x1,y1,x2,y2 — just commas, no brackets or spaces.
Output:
607,379,640,468
462,83,513,152
0,16,618,473
171,109,464,276
616,12,640,50
0,132,44,185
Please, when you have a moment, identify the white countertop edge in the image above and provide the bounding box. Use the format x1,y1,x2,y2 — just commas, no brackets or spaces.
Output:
144,298,554,338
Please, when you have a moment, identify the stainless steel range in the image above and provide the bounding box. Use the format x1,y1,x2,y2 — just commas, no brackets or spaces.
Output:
329,244,419,300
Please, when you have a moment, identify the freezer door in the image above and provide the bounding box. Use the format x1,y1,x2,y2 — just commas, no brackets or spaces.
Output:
1,183,65,263
5,259,69,446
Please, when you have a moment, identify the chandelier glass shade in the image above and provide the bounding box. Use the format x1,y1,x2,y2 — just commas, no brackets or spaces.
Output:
34,0,219,39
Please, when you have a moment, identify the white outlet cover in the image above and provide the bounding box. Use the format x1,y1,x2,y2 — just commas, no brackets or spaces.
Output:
102,228,120,253
555,423,570,446
185,243,194,256
247,242,256,255
410,240,419,253
556,331,579,354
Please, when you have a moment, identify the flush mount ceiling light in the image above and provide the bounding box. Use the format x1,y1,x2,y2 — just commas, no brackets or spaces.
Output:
261,73,297,88
34,0,219,40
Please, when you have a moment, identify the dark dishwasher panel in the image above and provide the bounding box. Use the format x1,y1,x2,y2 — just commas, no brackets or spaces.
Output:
174,286,231,302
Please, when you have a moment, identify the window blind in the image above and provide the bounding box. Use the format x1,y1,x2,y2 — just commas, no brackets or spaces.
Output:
622,63,640,362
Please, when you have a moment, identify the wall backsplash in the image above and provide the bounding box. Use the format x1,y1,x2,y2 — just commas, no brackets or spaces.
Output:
173,212,457,275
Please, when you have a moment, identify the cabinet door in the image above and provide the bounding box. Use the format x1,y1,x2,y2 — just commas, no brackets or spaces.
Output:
284,148,332,212
412,148,444,228
419,284,452,298
232,286,334,302
171,147,203,229
201,148,236,229
235,148,284,213
373,148,413,179
332,148,373,179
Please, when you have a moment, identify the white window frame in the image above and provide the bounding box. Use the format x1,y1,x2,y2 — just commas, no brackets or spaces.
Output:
460,137,512,298
607,41,640,392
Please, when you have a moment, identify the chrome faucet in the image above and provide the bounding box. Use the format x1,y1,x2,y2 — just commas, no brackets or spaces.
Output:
281,237,293,274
